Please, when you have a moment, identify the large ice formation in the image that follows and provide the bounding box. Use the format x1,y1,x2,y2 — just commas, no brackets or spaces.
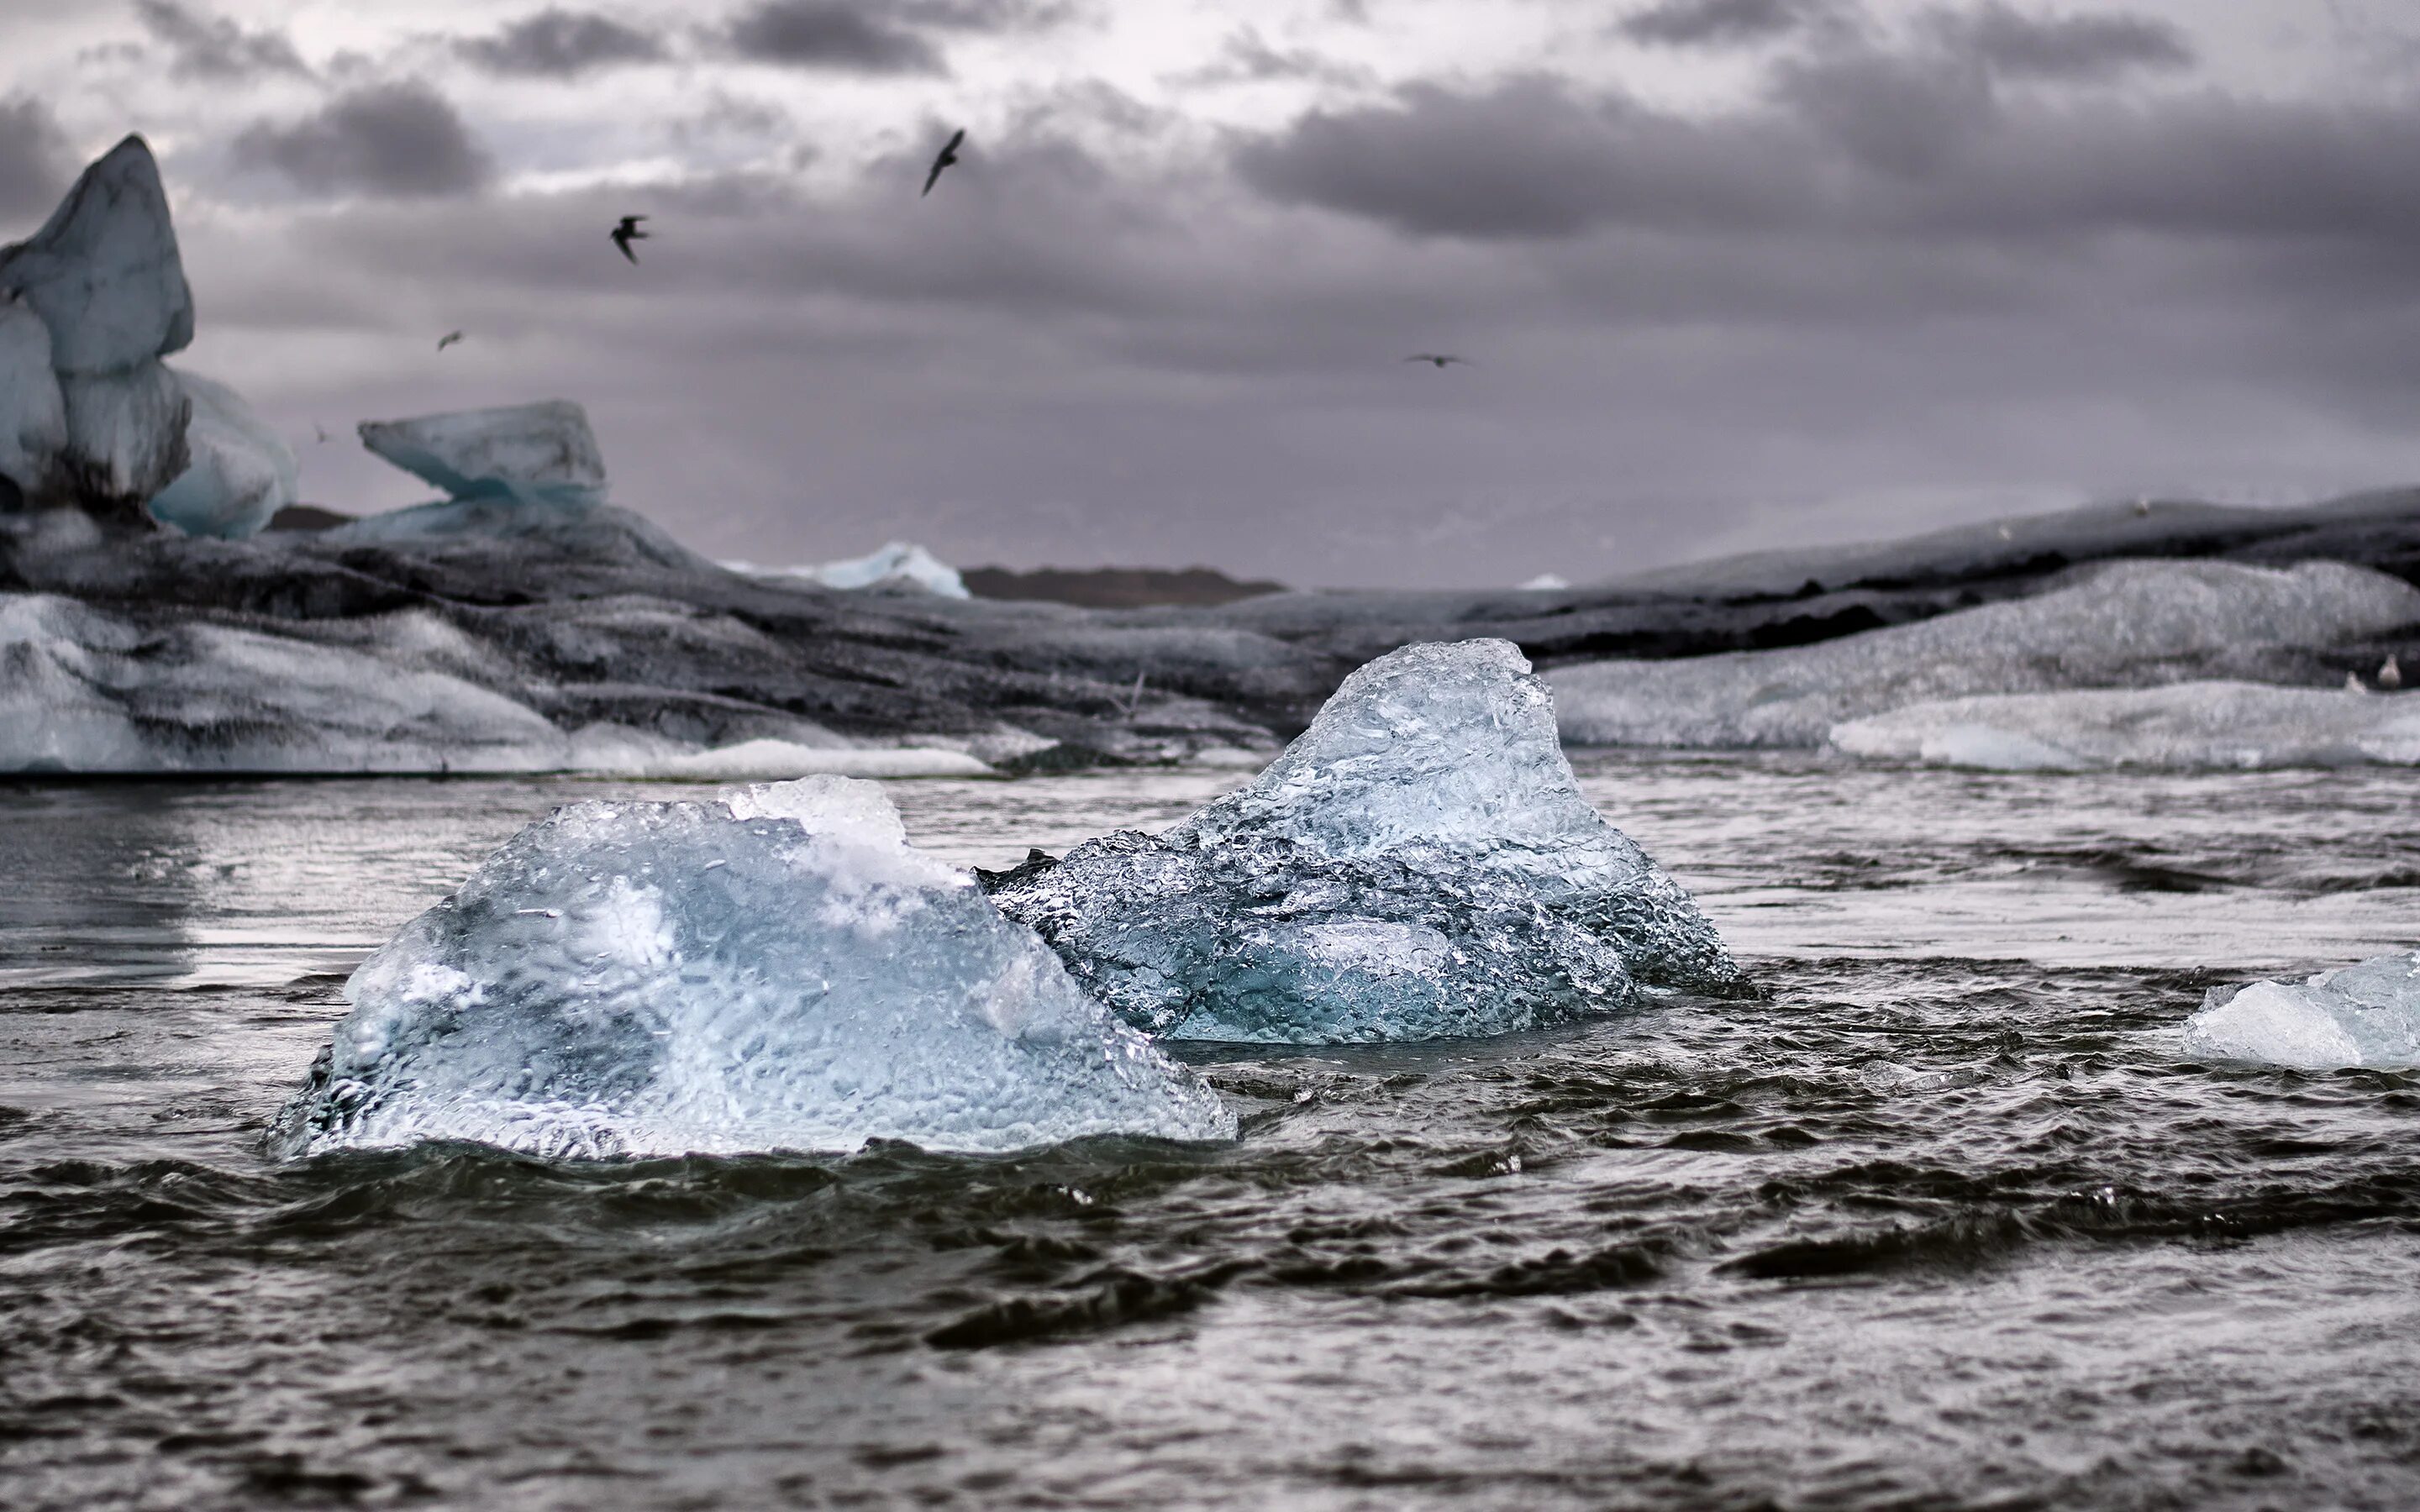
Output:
738,540,971,597
0,136,193,375
1830,681,2420,771
0,136,197,516
0,297,66,497
358,401,607,510
272,777,1237,1158
1552,561,2420,748
2183,952,2420,1069
145,370,297,538
986,639,1744,1043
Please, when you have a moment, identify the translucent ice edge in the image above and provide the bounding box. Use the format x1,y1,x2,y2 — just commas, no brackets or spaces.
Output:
2183,951,2420,1070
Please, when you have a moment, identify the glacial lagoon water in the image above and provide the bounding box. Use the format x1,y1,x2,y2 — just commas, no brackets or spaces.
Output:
4,753,2419,1509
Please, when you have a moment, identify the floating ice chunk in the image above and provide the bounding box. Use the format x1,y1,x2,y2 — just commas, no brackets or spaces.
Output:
737,540,971,597
145,369,297,538
0,593,572,773
271,778,1235,1158
0,136,193,375
56,360,189,508
0,296,66,496
358,400,606,509
1831,682,2420,771
1518,573,1570,592
1553,561,2420,748
2184,952,2420,1069
986,639,1744,1043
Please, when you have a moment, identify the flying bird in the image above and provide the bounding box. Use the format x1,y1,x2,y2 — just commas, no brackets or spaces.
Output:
610,215,648,264
312,423,329,444
437,330,465,352
922,129,965,197
1405,354,1472,369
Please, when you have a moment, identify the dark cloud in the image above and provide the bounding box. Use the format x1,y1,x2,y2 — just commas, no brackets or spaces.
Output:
233,81,493,199
0,97,70,227
897,0,1082,30
1234,78,1807,239
718,2,946,73
132,0,310,81
1618,0,1819,49
1928,3,2195,81
455,8,668,77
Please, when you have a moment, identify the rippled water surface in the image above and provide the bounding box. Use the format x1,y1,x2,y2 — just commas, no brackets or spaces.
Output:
4,754,2417,1509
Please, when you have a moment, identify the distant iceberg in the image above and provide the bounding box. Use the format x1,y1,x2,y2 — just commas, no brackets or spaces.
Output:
356,401,607,512
1552,561,2420,748
987,638,1744,1043
2184,952,2420,1069
734,541,970,598
1831,681,2420,771
272,776,1235,1158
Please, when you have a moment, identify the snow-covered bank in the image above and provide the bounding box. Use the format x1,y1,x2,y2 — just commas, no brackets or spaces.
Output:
1831,681,2420,771
1550,561,2420,749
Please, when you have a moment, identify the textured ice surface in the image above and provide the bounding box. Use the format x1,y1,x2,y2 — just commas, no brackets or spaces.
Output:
272,777,1236,1158
0,136,192,375
0,593,572,774
358,401,606,509
738,540,971,597
1553,561,2420,748
0,296,66,496
57,361,189,507
146,370,297,538
987,639,1744,1043
1831,682,2420,771
2184,953,2420,1069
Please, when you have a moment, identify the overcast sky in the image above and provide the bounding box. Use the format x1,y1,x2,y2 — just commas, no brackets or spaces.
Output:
4,0,2419,585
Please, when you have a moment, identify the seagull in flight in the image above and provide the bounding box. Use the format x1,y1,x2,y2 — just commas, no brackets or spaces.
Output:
922,129,965,197
312,423,330,444
437,330,465,352
1406,354,1472,369
610,215,648,264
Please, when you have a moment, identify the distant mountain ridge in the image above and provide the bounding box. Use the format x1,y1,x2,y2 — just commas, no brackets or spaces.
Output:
963,564,1287,608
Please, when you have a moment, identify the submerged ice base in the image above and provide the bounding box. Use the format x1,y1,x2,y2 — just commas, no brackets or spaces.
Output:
986,639,1744,1043
274,777,1235,1158
2184,952,2420,1070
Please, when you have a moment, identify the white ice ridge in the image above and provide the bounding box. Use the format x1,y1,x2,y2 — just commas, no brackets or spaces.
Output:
271,777,1237,1158
2184,952,2420,1070
1551,561,2420,748
0,591,994,776
733,541,971,598
357,401,607,510
1830,681,2420,771
986,638,1744,1043
145,369,297,538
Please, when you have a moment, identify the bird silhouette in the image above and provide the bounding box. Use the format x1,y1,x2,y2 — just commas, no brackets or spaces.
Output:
437,331,465,352
610,215,648,264
1406,354,1472,368
312,423,329,444
922,129,965,197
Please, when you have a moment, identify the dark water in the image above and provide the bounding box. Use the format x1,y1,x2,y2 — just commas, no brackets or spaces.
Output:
3,757,2417,1510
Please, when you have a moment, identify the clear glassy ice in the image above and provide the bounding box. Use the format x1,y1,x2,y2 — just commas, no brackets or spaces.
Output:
272,776,1236,1158
986,638,1746,1043
2184,951,2420,1069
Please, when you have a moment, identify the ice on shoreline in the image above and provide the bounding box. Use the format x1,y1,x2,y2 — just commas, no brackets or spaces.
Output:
1551,561,2420,748
987,638,1744,1043
734,541,970,598
272,776,1235,1158
1830,681,2420,771
2184,952,2420,1069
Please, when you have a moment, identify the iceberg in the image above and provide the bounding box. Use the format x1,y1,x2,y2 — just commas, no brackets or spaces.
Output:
1552,561,2420,748
1830,681,2420,771
55,362,190,508
2184,953,2420,1069
0,296,66,498
357,401,607,510
271,776,1237,1158
0,593,574,774
0,135,193,376
986,639,1744,1043
145,369,297,538
736,540,971,598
